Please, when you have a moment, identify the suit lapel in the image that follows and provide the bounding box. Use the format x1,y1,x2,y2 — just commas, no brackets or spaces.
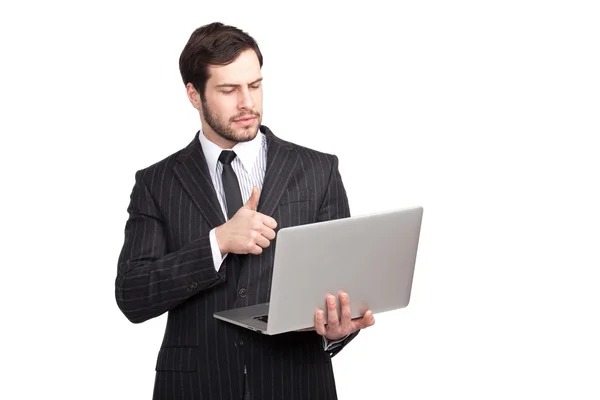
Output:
173,132,226,229
257,126,299,217
172,126,298,227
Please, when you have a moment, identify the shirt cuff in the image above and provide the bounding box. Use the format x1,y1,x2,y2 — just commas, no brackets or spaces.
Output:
322,334,349,351
209,228,227,272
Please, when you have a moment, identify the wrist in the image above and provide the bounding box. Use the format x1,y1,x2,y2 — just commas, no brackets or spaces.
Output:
214,225,228,256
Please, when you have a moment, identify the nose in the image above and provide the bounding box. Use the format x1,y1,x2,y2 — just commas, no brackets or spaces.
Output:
237,87,254,110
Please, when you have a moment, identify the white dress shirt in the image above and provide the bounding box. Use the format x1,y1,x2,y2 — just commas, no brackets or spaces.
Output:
198,128,267,271
198,128,347,350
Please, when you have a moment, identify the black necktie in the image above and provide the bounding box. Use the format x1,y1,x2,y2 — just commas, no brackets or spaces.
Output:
219,150,243,220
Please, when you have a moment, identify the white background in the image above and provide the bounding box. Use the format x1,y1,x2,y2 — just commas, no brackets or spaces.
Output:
1,1,599,399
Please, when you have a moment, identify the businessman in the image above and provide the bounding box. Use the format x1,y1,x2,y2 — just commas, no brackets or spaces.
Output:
115,22,375,399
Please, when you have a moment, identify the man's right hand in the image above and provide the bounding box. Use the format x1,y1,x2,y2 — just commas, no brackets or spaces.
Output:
215,186,277,255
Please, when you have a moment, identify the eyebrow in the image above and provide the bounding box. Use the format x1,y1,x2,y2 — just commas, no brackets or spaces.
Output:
216,77,263,89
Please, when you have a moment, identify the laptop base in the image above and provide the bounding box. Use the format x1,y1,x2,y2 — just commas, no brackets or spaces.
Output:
214,303,270,333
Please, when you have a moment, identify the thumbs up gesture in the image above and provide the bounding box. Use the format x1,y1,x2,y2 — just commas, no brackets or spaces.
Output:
214,186,278,255
244,185,261,211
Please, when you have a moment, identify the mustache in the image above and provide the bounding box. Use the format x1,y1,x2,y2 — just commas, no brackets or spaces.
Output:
230,111,261,122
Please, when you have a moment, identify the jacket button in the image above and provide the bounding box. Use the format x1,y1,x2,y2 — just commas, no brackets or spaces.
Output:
238,288,247,298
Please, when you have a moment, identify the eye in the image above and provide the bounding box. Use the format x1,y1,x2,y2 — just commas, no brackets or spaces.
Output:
250,83,261,89
221,89,235,94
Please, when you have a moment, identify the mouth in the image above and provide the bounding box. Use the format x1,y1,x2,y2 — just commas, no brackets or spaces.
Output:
233,113,258,125
233,115,258,124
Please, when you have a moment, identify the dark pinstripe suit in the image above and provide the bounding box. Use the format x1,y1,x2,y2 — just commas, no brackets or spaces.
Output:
116,125,358,399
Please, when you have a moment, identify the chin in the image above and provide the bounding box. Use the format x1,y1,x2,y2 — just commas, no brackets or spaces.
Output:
232,125,260,142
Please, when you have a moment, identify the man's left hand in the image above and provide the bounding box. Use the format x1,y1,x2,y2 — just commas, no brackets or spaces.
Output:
314,291,375,341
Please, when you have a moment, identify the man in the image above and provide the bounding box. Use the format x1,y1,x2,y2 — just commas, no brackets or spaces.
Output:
115,22,375,399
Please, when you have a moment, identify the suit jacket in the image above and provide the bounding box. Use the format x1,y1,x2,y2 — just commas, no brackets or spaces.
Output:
115,125,358,399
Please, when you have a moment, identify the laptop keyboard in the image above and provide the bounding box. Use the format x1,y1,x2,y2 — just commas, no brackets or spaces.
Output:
253,315,268,323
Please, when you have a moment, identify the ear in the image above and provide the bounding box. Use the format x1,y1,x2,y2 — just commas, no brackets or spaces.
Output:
186,83,201,110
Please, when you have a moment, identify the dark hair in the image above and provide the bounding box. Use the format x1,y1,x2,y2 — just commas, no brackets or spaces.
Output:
179,22,263,100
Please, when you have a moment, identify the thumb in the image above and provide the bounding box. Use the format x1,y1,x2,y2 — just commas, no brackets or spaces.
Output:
245,186,260,210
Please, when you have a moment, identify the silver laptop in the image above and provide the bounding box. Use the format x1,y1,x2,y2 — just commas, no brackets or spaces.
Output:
213,206,423,335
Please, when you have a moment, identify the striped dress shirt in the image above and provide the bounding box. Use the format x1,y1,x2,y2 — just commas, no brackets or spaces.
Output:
198,128,268,272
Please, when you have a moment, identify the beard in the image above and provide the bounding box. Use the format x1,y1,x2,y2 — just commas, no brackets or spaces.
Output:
201,101,261,143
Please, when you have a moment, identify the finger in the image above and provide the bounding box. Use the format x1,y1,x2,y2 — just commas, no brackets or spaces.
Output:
326,295,339,330
249,244,263,255
254,234,271,249
260,226,276,241
260,214,277,230
244,186,260,210
314,309,326,336
352,310,376,330
339,292,352,329
363,310,376,327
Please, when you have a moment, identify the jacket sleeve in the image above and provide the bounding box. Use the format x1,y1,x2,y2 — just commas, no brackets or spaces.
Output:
316,155,360,357
115,169,225,323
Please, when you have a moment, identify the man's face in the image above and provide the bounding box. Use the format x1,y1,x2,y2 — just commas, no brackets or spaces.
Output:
198,49,263,144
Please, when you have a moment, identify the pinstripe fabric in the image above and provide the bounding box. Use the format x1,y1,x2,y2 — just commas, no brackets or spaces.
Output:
202,131,268,219
116,125,359,399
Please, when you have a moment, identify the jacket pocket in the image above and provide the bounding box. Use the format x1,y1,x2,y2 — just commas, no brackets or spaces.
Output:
278,188,310,205
155,346,198,372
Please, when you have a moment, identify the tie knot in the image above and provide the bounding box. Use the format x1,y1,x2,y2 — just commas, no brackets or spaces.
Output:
219,150,237,165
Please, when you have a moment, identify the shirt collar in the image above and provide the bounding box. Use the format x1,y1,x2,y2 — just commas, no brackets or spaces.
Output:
198,126,264,174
